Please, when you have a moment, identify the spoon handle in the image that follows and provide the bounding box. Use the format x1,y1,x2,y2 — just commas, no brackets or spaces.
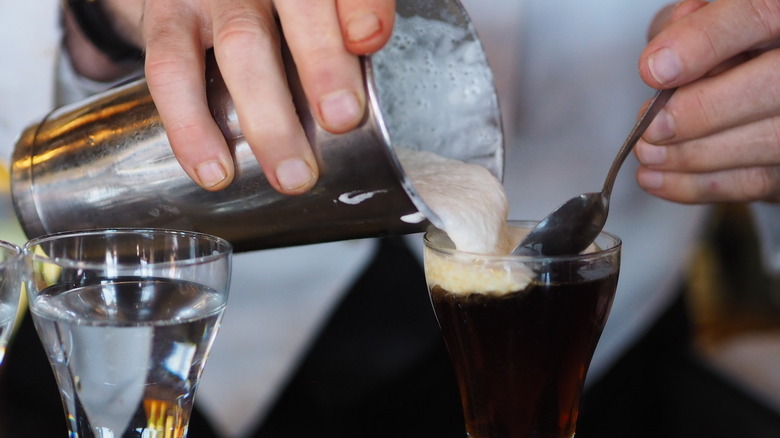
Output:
601,87,677,194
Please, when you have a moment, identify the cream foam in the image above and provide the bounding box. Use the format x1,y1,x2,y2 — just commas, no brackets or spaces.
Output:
376,14,514,293
395,147,511,255
421,226,534,296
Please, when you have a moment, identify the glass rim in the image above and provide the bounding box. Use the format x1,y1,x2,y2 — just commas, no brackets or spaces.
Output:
0,239,23,266
423,219,621,262
23,227,232,268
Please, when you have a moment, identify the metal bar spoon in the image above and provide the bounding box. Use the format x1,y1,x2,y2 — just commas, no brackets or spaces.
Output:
512,87,676,256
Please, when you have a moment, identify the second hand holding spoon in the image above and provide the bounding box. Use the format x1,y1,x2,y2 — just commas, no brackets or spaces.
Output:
512,87,676,256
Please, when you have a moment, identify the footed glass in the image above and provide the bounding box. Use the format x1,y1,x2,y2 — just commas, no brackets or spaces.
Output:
24,228,232,437
424,220,621,438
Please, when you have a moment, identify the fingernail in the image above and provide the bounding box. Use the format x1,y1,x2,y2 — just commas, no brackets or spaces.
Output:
346,12,381,42
638,169,664,189
636,142,667,165
320,89,362,132
648,48,682,85
644,109,675,143
196,161,228,188
276,158,315,191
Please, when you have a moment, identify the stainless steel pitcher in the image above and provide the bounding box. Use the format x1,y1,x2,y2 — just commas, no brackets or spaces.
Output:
12,0,503,252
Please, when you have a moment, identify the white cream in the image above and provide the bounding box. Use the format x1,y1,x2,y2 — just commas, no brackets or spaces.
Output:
394,149,534,295
424,252,532,296
396,148,512,256
376,14,515,293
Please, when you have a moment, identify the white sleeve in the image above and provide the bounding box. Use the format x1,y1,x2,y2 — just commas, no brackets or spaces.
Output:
55,46,143,106
750,202,780,275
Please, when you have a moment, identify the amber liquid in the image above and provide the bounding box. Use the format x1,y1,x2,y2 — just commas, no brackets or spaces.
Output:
430,268,618,438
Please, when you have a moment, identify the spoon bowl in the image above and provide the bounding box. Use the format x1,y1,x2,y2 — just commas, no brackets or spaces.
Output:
514,193,608,256
512,88,676,256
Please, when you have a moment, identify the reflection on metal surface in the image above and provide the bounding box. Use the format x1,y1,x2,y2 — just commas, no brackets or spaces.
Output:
12,0,503,252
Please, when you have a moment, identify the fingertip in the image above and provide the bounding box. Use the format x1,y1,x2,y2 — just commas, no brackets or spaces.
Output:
648,48,683,86
319,89,364,133
165,123,237,191
635,141,668,166
637,167,664,190
345,12,381,44
640,0,710,88
273,157,319,195
644,108,676,143
636,168,692,204
340,0,395,54
195,159,234,191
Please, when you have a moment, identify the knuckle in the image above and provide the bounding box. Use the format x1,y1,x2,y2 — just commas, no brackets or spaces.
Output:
738,167,777,201
215,11,276,49
164,113,213,149
764,48,780,73
749,0,780,38
770,116,780,157
689,87,717,135
144,57,189,89
750,50,780,107
674,142,700,170
240,116,300,148
166,117,203,138
290,32,343,68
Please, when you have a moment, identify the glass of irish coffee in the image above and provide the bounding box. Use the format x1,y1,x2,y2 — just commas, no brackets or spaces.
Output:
424,220,620,438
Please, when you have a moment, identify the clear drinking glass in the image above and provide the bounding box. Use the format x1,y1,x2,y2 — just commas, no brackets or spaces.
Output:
0,240,22,365
424,220,621,438
23,228,232,437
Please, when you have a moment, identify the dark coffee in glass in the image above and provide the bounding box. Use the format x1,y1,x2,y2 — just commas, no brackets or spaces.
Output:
424,221,621,438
